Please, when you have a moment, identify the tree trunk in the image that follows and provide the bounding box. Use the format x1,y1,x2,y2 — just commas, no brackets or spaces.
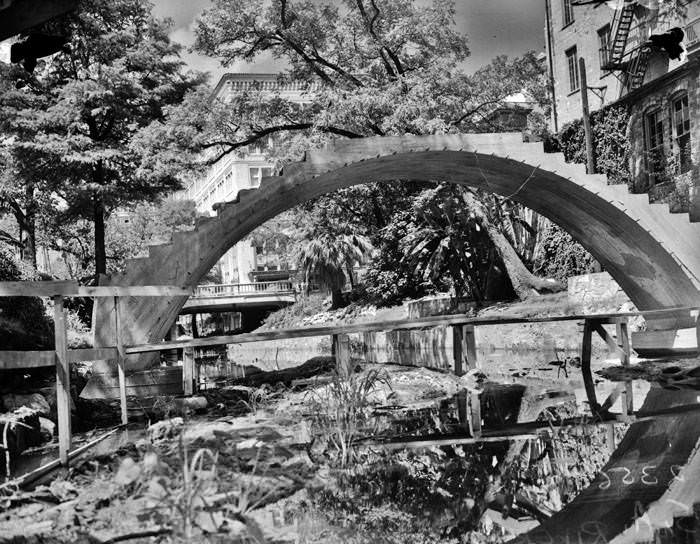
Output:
20,203,37,270
346,264,355,289
330,288,344,309
93,192,106,284
462,192,563,299
12,184,37,270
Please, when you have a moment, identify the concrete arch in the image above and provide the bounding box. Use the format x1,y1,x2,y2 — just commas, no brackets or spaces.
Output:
90,133,700,542
95,133,700,353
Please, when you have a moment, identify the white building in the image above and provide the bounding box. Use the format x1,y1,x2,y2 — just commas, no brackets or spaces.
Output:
180,74,313,284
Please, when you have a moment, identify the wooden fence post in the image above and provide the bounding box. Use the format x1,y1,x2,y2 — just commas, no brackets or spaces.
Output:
114,297,128,425
469,392,482,438
452,325,464,376
53,295,71,465
623,380,634,416
616,318,631,367
452,325,478,376
456,390,468,431
581,319,601,414
333,334,352,377
183,347,195,396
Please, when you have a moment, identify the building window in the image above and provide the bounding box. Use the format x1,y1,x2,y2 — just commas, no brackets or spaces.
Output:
249,166,273,187
672,93,692,173
563,0,574,26
566,46,579,92
645,108,665,184
598,24,611,71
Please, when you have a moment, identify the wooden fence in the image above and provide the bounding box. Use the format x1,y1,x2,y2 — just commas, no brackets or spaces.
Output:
1,279,699,467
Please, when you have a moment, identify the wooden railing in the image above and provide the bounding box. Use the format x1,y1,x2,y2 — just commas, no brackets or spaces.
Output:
193,281,295,298
0,281,192,466
2,279,699,469
685,17,700,51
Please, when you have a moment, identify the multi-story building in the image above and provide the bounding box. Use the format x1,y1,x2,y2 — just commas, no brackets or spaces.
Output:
179,73,313,284
545,0,700,212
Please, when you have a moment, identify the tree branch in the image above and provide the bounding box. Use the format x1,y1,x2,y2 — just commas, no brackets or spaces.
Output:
203,123,364,163
451,100,506,126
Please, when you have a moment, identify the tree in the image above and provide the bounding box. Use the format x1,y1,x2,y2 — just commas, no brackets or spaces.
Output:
189,0,547,155
183,0,557,300
296,233,373,308
401,184,502,302
0,64,64,269
47,197,199,281
0,0,206,281
167,0,560,302
460,190,563,298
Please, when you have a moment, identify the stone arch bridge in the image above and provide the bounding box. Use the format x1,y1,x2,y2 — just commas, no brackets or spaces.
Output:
94,132,700,364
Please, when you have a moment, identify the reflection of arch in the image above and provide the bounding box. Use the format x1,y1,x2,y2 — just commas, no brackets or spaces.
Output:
514,386,700,543
95,133,700,357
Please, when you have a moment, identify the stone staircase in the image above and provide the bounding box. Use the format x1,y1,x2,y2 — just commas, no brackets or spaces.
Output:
92,133,700,367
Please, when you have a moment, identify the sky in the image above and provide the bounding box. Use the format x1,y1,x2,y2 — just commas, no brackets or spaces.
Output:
152,0,546,85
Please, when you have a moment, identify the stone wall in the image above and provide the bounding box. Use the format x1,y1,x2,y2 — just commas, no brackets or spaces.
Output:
567,271,629,310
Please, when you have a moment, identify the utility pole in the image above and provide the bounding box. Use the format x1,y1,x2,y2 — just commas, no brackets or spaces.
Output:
579,57,596,174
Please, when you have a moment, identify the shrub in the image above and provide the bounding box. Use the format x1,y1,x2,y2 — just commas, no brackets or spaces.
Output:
533,221,597,284
0,247,53,349
558,105,631,186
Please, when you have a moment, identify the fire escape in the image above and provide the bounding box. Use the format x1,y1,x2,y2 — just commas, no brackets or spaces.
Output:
602,2,652,94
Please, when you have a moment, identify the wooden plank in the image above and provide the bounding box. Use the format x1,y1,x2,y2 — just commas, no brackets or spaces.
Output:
114,297,128,425
0,350,55,369
632,328,698,355
79,368,183,399
363,434,539,450
126,309,686,355
67,347,119,363
0,281,191,297
592,322,625,356
77,286,193,297
183,347,195,396
53,295,71,466
0,280,77,296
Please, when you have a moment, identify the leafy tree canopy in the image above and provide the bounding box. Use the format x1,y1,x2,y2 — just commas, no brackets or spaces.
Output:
0,0,208,278
175,0,548,163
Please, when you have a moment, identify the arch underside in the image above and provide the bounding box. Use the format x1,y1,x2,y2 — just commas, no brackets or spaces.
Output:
98,146,700,351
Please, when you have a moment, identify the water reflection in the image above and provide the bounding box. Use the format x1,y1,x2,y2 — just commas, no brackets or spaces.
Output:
5,350,700,543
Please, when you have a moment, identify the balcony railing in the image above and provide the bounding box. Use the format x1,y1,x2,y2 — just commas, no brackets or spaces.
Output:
193,281,295,298
685,17,700,51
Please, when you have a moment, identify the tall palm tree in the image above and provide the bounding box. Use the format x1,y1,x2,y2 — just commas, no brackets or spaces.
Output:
296,233,373,308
